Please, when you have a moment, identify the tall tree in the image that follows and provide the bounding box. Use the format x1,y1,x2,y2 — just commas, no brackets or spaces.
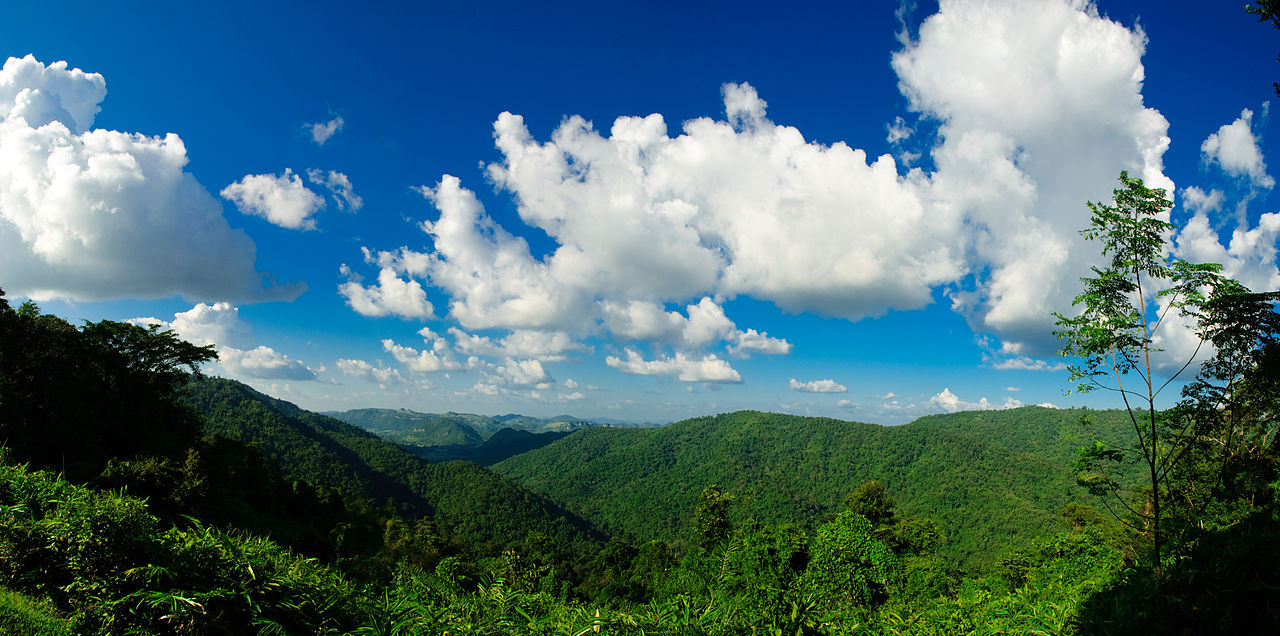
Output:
1054,171,1235,579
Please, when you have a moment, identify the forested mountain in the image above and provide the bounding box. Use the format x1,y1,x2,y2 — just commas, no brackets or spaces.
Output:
187,377,606,557
494,408,1136,570
404,428,573,465
326,407,635,444
326,408,490,445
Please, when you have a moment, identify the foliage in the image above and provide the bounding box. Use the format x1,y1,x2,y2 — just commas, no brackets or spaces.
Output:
1054,171,1242,577
0,586,71,636
845,480,896,526
0,300,214,481
0,456,369,634
495,407,1135,571
801,511,900,612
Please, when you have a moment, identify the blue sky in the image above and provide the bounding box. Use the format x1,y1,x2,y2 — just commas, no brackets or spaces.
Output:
2,0,1277,424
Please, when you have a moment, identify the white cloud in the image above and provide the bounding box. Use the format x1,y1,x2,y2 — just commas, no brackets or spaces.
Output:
893,0,1173,353
1181,186,1224,214
599,297,787,354
837,399,859,409
929,387,1022,413
471,382,501,396
1175,210,1280,294
336,358,405,385
1202,108,1274,189
1005,386,1021,392
886,116,913,143
306,169,362,212
605,348,742,383
338,264,434,319
308,115,344,145
0,54,104,131
221,168,325,230
450,327,591,363
789,378,849,393
0,55,303,303
988,355,1067,372
219,345,316,381
383,337,462,373
497,358,552,386
161,302,254,349
563,378,579,389
559,391,586,401
728,328,792,357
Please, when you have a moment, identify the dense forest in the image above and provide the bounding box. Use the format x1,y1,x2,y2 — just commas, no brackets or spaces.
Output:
2,282,1278,634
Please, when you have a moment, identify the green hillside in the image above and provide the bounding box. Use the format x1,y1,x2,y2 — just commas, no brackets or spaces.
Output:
494,408,1133,570
327,408,608,443
188,377,606,557
405,428,572,465
326,408,488,445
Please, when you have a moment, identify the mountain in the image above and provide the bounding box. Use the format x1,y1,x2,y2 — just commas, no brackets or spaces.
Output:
324,408,487,446
403,428,573,465
493,407,1135,570
187,377,606,556
325,408,611,443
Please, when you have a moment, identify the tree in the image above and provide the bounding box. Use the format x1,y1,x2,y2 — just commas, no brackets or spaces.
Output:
0,294,216,479
692,484,734,549
844,480,896,527
1053,171,1237,579
800,510,899,611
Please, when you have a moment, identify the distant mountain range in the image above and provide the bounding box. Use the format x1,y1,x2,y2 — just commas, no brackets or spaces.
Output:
324,407,661,465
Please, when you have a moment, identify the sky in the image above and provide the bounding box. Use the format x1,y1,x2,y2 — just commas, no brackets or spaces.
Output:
2,0,1278,425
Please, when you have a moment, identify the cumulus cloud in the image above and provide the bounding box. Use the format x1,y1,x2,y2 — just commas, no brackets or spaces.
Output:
219,345,316,380
221,169,325,230
1175,211,1280,294
729,328,792,357
307,169,363,212
600,297,791,354
336,358,405,385
929,387,1023,413
1181,186,1224,214
497,358,552,386
988,356,1067,372
1202,108,1274,189
605,349,742,383
789,378,849,393
450,327,591,362
382,337,462,373
0,55,303,303
893,0,1173,352
307,115,343,145
132,301,254,349
338,263,435,319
